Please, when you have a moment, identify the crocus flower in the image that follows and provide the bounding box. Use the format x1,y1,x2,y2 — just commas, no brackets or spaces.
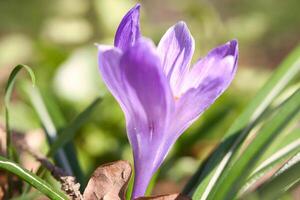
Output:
97,4,238,199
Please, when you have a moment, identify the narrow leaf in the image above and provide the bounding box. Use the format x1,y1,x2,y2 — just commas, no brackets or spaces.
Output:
48,97,101,157
207,89,300,200
0,156,68,200
4,65,35,159
39,91,87,186
24,84,73,175
183,45,300,199
4,65,35,106
238,113,300,195
245,153,300,199
251,129,300,176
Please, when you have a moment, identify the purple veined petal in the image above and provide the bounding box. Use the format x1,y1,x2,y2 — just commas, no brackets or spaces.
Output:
97,45,132,115
120,38,175,198
97,45,123,104
157,21,195,96
172,40,238,136
181,40,238,93
114,4,141,51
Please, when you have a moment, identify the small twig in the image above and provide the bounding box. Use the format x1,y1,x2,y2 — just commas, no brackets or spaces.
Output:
13,132,83,200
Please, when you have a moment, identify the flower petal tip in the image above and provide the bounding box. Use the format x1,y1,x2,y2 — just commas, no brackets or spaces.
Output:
226,39,239,73
114,3,141,51
177,20,187,26
134,3,141,10
227,39,239,56
173,21,191,34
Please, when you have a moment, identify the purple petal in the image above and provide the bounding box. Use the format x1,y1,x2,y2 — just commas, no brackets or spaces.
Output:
98,45,130,112
114,4,141,51
120,38,174,198
157,21,195,96
173,40,238,135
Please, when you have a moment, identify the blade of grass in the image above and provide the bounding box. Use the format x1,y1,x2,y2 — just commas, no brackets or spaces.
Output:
40,91,94,187
0,156,68,200
23,92,101,194
246,153,300,200
24,84,73,175
4,65,35,197
207,89,300,200
23,83,101,186
4,65,35,159
241,92,300,189
47,97,101,157
126,170,134,200
252,128,300,175
238,144,300,199
239,129,300,196
183,45,300,199
48,96,101,187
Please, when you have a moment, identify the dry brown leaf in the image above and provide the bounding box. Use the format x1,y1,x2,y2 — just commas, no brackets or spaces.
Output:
135,193,191,200
83,160,132,200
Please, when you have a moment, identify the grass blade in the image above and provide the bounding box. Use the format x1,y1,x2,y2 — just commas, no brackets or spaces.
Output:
48,97,101,157
24,84,73,175
238,128,300,196
245,153,300,199
207,89,300,200
252,128,300,175
0,156,68,200
39,91,86,186
183,45,300,199
24,82,101,188
4,65,35,159
47,96,101,186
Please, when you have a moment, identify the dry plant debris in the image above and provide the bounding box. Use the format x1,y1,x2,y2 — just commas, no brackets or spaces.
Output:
83,160,132,200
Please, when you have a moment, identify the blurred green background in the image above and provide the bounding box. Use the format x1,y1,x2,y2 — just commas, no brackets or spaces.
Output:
0,0,299,196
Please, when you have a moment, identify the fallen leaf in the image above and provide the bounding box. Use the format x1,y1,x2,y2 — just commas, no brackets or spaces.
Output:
135,193,191,200
83,160,132,200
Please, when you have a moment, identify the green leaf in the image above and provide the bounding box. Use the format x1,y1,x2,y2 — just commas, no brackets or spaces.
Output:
4,65,35,159
48,96,101,187
23,84,73,175
238,128,300,196
48,97,102,157
39,91,86,186
207,89,300,200
245,153,300,199
4,65,35,107
183,45,300,199
0,156,68,200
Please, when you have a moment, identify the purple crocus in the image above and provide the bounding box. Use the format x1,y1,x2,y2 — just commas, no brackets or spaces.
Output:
97,4,238,199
